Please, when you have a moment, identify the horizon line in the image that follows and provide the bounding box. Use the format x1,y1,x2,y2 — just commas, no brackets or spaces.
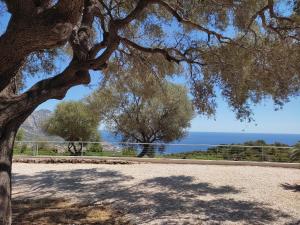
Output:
100,129,300,135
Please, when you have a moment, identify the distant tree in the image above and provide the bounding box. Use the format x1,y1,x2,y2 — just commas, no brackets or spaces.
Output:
15,128,24,142
88,80,194,157
43,101,100,155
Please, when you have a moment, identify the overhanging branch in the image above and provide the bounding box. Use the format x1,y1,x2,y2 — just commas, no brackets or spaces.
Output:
153,0,232,43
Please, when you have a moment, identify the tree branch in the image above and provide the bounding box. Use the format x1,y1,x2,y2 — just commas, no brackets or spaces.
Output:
121,38,181,63
153,0,232,43
4,0,35,16
114,0,149,26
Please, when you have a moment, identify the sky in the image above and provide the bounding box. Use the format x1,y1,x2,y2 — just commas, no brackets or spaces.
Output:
1,4,300,134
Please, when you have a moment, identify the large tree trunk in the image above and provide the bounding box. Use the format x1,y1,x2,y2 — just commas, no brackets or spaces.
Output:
0,1,118,224
138,144,155,158
0,124,17,225
67,142,83,156
0,67,89,224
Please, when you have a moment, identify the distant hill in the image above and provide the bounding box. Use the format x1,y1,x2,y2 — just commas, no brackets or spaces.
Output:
20,109,63,142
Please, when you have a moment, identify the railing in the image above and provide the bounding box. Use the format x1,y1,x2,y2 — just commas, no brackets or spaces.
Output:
13,140,299,163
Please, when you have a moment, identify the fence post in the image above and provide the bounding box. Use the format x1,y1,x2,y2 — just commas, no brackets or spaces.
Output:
81,142,83,156
261,147,264,161
36,143,39,156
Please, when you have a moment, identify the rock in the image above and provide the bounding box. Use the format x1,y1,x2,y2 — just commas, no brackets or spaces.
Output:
20,109,63,142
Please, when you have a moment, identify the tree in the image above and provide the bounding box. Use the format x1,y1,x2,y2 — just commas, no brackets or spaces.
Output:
15,128,24,142
88,80,194,157
0,0,300,223
43,101,100,155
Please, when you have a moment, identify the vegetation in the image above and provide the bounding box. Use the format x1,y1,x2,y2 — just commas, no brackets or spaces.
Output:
88,81,194,157
87,143,103,153
15,128,25,142
1,0,300,223
164,140,300,163
291,142,300,161
13,139,300,163
43,101,100,155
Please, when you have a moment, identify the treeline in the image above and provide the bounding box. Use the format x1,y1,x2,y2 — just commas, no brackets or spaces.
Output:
21,77,194,157
164,140,300,163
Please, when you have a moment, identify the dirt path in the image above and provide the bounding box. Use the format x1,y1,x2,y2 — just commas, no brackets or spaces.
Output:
12,163,300,225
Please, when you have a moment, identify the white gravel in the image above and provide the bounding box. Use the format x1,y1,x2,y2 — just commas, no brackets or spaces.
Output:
12,163,300,225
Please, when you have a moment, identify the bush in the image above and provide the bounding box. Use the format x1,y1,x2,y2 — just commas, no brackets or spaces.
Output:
122,148,137,157
20,144,28,154
88,143,103,152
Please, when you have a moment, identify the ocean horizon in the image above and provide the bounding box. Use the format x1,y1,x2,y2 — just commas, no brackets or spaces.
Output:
100,130,300,154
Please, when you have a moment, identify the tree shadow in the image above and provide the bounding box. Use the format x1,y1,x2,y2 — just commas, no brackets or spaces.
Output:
12,197,131,225
13,168,294,224
281,183,300,192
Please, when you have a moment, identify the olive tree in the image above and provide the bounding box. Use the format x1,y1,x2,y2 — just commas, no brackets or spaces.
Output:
1,0,300,223
88,80,194,157
43,101,100,155
15,129,24,142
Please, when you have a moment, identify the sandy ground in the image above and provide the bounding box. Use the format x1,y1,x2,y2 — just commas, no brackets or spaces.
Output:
12,163,300,225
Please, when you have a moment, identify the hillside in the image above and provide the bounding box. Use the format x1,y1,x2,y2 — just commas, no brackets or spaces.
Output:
20,109,63,142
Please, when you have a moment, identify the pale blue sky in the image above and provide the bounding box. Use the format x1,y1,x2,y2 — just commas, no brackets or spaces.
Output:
1,5,300,134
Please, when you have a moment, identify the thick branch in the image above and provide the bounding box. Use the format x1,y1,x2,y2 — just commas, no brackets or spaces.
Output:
121,38,181,63
4,0,35,16
121,38,206,67
0,0,85,93
0,61,89,127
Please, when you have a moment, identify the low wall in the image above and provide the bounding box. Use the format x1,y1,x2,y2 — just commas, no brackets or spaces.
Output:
13,155,300,169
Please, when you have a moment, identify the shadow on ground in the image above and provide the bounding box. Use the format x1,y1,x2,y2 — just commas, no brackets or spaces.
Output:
12,168,293,224
12,197,131,225
281,183,300,192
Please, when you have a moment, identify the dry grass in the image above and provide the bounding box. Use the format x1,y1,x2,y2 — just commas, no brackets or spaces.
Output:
12,198,132,225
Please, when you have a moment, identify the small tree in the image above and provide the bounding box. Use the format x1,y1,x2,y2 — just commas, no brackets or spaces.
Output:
43,101,100,156
88,80,194,157
15,128,24,142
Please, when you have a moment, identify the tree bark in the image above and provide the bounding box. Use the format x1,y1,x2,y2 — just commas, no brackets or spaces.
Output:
0,1,133,223
0,124,17,225
138,144,155,158
0,65,89,224
68,142,83,156
138,144,148,157
0,1,84,92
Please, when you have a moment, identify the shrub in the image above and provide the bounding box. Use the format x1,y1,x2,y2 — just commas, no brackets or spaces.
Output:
20,144,28,154
122,148,137,157
88,143,103,152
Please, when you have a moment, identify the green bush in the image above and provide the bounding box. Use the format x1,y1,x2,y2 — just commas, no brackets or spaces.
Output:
87,143,103,152
122,148,137,157
20,144,28,154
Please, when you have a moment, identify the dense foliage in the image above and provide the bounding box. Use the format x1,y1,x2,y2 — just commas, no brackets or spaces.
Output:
88,80,194,157
43,101,100,155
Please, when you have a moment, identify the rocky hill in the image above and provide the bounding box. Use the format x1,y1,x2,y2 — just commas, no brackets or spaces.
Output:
20,109,63,141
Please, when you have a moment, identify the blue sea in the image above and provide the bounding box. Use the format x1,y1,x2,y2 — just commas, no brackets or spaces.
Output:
101,131,300,154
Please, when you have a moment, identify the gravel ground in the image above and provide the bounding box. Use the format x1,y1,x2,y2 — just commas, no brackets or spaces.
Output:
12,163,300,225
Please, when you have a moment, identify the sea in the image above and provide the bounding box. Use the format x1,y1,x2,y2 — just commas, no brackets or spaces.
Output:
100,131,300,154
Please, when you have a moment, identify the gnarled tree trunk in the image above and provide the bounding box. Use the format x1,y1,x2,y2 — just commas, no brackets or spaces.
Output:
0,122,18,225
138,144,155,158
0,67,89,224
0,1,126,223
67,142,83,156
